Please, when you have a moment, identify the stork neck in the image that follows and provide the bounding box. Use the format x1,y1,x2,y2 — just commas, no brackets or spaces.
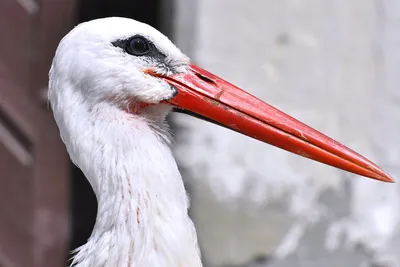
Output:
56,100,202,267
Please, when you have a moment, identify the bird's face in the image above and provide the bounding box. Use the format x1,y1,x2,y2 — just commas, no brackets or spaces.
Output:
50,17,189,109
49,17,393,183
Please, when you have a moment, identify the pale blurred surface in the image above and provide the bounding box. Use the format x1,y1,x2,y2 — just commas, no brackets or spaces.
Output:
172,0,400,266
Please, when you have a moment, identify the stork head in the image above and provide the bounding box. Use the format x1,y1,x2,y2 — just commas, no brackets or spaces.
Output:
49,17,188,110
49,17,394,183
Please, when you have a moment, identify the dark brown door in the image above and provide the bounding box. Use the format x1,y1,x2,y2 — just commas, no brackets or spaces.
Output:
0,1,77,266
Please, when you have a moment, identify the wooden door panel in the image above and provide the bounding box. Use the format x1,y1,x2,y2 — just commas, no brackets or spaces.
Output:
0,0,35,90
0,79,37,267
0,144,31,231
0,218,31,267
0,78,37,232
0,0,78,266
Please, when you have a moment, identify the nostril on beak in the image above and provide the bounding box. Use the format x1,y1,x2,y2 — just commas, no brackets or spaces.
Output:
194,72,217,86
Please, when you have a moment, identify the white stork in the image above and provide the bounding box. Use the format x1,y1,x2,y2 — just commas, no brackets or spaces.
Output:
48,17,394,267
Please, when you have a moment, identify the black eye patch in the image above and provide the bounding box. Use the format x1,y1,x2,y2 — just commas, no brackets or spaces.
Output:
112,35,166,62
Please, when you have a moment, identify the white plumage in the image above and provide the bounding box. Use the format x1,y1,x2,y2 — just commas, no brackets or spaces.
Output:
49,17,202,267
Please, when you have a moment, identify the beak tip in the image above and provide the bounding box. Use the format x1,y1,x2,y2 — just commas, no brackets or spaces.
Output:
374,167,396,183
386,177,396,183
378,174,395,183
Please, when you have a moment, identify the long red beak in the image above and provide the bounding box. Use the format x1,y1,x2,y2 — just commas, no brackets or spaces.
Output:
151,64,394,183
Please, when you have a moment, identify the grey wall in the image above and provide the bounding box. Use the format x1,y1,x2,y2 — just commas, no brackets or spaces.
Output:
172,1,400,267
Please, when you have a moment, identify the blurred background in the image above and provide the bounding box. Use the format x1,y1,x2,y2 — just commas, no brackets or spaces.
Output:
1,0,400,266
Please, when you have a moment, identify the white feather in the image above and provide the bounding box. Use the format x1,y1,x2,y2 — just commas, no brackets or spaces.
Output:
48,17,202,267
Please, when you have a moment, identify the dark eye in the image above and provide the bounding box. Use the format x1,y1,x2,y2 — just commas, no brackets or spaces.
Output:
126,36,150,56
